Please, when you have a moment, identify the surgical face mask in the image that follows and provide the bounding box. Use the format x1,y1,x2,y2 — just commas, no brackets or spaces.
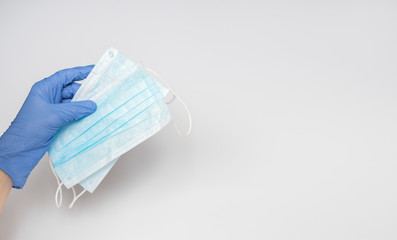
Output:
48,47,191,208
77,79,171,194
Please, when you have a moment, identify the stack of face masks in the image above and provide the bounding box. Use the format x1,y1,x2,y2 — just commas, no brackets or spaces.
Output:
48,47,191,208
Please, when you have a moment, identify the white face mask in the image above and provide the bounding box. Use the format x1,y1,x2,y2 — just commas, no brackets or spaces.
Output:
48,47,191,208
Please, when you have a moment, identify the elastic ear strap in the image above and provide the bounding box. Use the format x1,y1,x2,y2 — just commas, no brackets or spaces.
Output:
55,183,63,208
69,187,86,209
170,90,192,137
145,67,192,137
49,156,63,208
49,155,87,209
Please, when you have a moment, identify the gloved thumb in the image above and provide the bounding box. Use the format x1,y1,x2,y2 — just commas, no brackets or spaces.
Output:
54,100,97,127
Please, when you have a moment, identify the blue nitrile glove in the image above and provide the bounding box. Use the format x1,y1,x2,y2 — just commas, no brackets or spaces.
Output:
0,66,97,189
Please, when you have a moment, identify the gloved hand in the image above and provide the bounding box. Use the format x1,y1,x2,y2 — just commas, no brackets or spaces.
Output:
0,66,97,189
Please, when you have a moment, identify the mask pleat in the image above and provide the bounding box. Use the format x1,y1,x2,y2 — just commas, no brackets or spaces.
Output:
48,47,174,199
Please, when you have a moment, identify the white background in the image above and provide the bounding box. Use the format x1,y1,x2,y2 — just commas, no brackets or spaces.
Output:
0,1,397,239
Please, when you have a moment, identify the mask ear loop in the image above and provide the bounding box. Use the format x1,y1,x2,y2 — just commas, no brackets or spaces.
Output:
49,156,87,208
145,67,192,137
69,187,86,209
49,156,63,208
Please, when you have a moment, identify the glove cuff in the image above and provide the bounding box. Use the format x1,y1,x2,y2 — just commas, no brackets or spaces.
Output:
0,160,25,189
0,131,47,189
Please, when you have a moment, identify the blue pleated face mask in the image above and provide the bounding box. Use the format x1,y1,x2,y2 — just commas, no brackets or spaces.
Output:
48,48,191,208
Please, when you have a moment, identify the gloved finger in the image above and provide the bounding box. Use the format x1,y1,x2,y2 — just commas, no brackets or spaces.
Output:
61,99,72,103
48,65,94,88
61,82,81,99
53,100,97,127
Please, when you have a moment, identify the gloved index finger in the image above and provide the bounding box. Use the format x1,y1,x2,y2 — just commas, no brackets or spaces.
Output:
62,82,81,99
49,65,95,88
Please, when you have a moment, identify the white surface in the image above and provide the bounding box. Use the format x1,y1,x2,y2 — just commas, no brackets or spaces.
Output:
1,0,397,239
